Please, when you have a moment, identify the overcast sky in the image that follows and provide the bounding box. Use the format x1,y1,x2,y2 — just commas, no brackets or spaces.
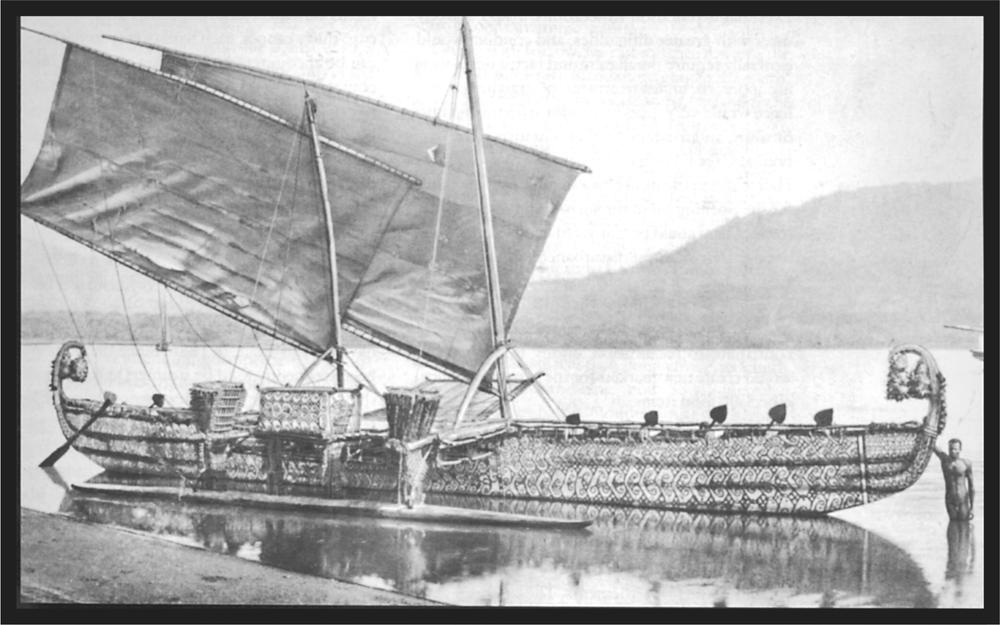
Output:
20,16,983,313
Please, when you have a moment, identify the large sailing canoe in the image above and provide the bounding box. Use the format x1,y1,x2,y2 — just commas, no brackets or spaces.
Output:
25,21,946,517
50,340,945,515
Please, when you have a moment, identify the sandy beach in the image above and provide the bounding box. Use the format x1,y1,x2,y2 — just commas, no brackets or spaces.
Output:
19,508,438,605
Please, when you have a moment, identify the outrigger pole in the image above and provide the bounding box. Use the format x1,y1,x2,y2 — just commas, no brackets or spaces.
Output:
461,17,512,421
304,93,346,388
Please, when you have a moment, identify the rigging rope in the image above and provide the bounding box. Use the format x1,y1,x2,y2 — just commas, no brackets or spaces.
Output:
343,349,383,396
164,288,282,385
229,99,309,384
89,56,169,404
414,40,465,385
155,286,187,404
33,220,105,394
161,348,187,407
291,346,309,372
112,261,167,404
292,346,380,395
259,103,307,388
950,367,982,431
433,37,466,123
244,329,282,385
509,348,567,420
92,56,168,404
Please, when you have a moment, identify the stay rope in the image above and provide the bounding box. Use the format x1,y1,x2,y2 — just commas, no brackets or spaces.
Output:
161,349,186,407
509,348,567,420
413,38,465,385
229,101,309,384
164,288,282,385
434,39,466,122
89,51,170,406
112,261,167,404
257,104,308,388
33,220,105,394
951,366,982,431
343,349,383,396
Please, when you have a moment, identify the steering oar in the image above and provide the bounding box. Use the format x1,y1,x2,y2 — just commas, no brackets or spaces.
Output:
40,391,117,468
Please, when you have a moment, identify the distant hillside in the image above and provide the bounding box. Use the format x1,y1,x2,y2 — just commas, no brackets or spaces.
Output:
21,310,258,346
513,181,983,348
20,310,369,349
21,181,983,350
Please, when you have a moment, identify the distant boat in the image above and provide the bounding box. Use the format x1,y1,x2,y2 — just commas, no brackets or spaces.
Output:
154,286,170,352
944,325,984,362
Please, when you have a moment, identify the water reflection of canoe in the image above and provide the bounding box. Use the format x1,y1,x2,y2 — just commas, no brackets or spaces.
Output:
58,482,935,607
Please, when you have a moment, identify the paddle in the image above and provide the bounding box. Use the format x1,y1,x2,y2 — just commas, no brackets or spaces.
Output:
767,403,787,425
709,405,728,426
41,466,72,492
813,408,834,427
40,391,116,468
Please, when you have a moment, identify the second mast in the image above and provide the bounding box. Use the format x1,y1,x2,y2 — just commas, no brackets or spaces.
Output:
305,93,345,387
461,17,511,420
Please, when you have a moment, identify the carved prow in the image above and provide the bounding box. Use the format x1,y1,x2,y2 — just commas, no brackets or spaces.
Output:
887,344,946,438
51,341,95,441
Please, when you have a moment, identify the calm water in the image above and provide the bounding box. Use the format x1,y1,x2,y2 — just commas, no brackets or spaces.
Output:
20,344,984,607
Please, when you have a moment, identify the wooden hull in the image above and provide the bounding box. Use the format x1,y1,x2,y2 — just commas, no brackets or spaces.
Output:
341,423,934,515
54,395,340,487
48,342,946,516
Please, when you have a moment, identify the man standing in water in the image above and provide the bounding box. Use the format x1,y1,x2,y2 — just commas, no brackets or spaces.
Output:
934,438,975,521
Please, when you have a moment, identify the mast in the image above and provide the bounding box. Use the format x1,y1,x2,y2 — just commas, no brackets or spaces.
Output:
305,93,345,387
461,17,511,420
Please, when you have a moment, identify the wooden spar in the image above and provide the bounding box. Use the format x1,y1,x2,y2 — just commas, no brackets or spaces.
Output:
22,29,420,185
70,482,593,529
295,345,337,386
944,324,984,333
454,343,510,428
305,93,345,388
461,17,511,422
100,33,592,174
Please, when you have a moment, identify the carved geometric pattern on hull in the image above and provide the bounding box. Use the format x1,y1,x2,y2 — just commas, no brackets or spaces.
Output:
60,397,932,514
341,425,930,514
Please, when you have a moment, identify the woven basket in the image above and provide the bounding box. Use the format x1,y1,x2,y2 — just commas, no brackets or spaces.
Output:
257,387,360,438
190,381,246,433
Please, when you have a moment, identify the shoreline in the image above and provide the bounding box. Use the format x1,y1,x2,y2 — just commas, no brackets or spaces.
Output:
19,508,439,606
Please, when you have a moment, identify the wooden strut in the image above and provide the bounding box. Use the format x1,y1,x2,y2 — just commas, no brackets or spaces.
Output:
453,343,511,428
304,93,345,388
295,345,336,387
461,17,511,422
